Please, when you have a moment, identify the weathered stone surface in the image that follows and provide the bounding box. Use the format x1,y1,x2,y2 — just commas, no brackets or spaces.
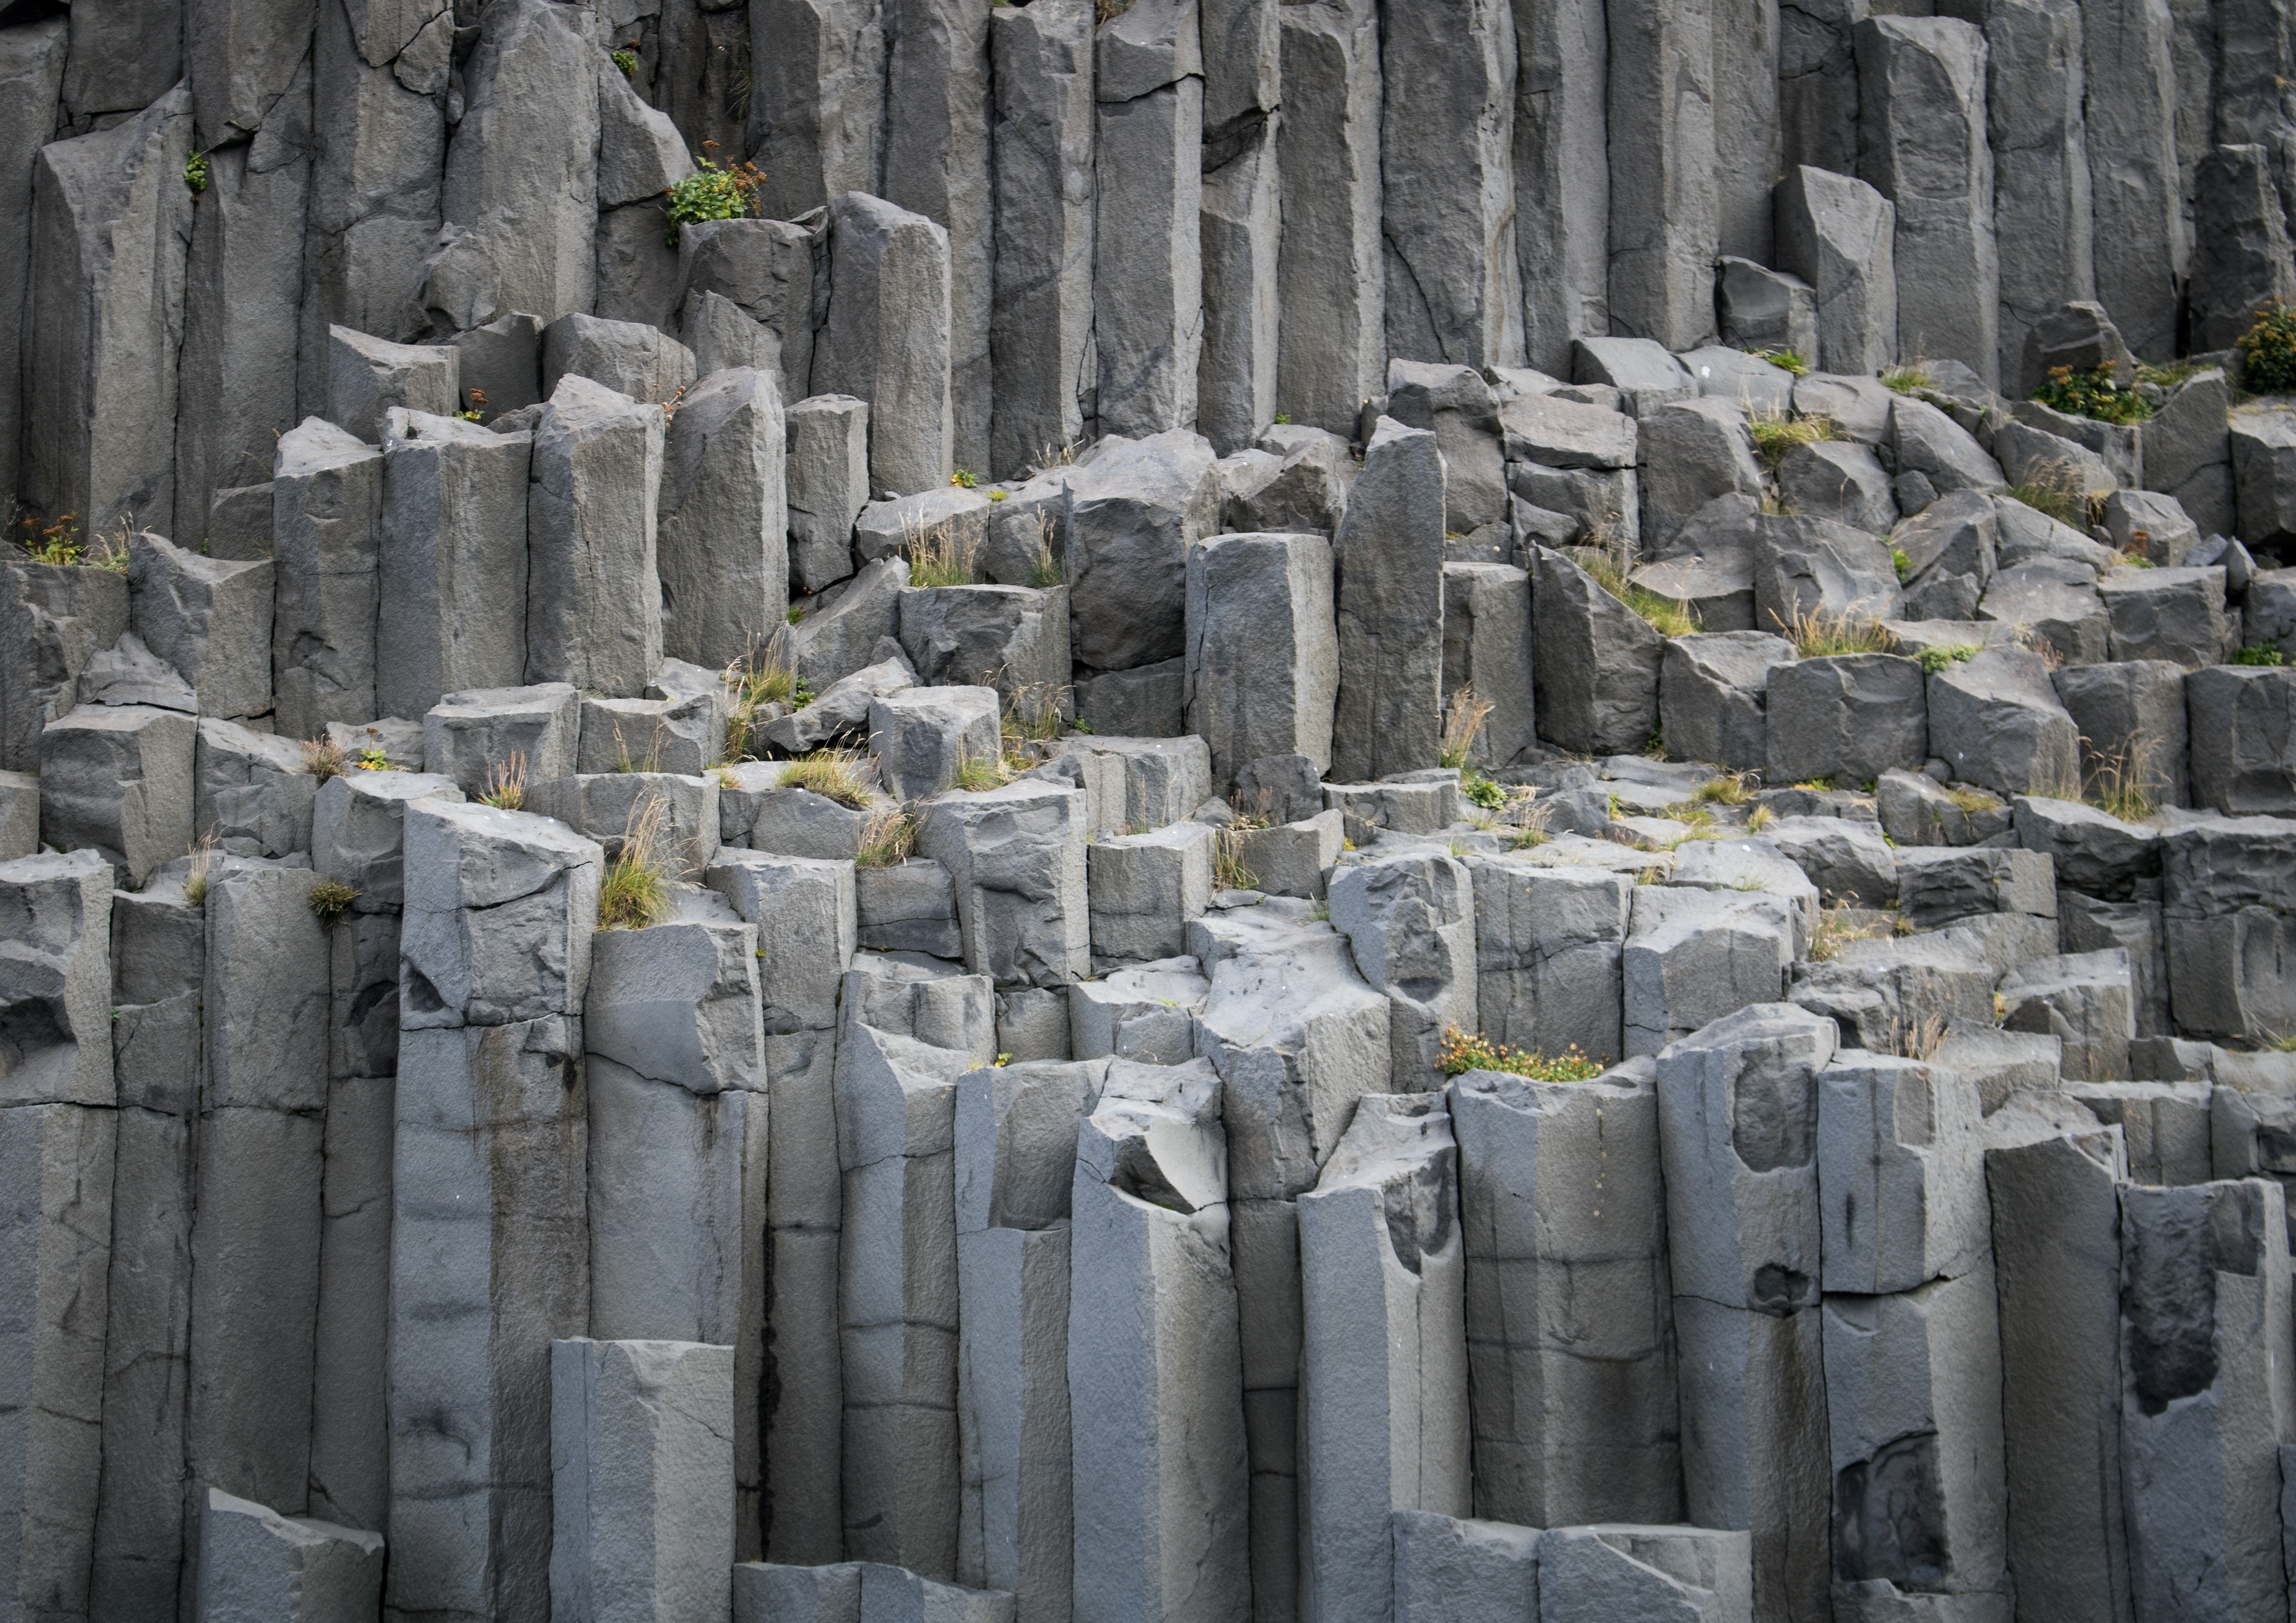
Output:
1717,259,1817,360
1623,889,1797,1057
328,325,459,444
1065,430,1220,677
916,781,1090,988
1329,852,1476,1089
2186,665,2296,815
376,409,530,723
1606,0,1716,350
1776,168,1897,378
525,376,664,697
1198,118,1281,456
658,367,789,672
1440,564,1536,768
1925,647,2081,796
784,396,872,595
680,217,825,412
0,558,127,773
2097,565,2234,668
1777,440,1897,537
1332,420,1444,781
1531,548,1663,757
1659,633,1792,772
1765,654,1929,786
197,1489,386,1621
270,417,386,739
39,705,195,887
1274,0,1384,434
421,682,580,799
2081,0,2185,359
1639,401,1764,553
814,193,954,496
451,312,544,420
1753,514,1901,632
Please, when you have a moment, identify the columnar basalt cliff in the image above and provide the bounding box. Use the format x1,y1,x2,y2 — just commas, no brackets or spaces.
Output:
5,0,2296,1617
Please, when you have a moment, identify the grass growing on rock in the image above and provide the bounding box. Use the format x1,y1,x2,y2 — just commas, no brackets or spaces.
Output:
309,879,359,924
1916,644,1983,674
2233,644,2287,666
181,836,216,908
1773,603,1897,658
905,512,985,587
855,809,917,868
1693,772,1755,807
2085,736,2162,823
1212,829,1258,891
302,738,348,783
2032,363,2152,425
1880,362,1934,394
480,752,528,811
1580,551,1701,638
1747,410,1837,470
597,798,675,930
780,749,872,808
1440,686,1496,770
1439,1027,1606,1081
1806,901,1882,963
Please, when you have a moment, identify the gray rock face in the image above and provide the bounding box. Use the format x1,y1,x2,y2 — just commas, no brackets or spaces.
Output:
873,685,1000,803
421,682,581,799
1623,888,1798,1057
1509,0,1607,373
198,1490,386,1621
0,558,127,773
680,216,826,411
1753,514,1901,631
525,375,665,697
2081,0,2184,359
916,780,1090,988
2190,144,2296,351
1765,653,1930,786
1891,397,2007,496
1440,564,1536,768
989,0,1096,476
1329,852,1477,1089
1891,490,1996,621
193,720,315,861
1093,0,1204,440
1778,440,1897,536
377,409,532,724
1926,647,2081,796
1639,402,1764,553
2141,370,2234,536
1531,548,1664,757
658,368,789,672
2098,565,2234,667
1977,557,2110,667
1198,118,1281,457
1717,258,1818,359
39,704,195,887
1606,0,1716,349
1275,0,1385,436
1775,167,1898,378
1332,419,1445,781
897,585,1069,715
542,313,698,409
1660,632,1795,772
1065,430,1220,678
814,193,955,497
1387,362,1509,531
328,325,459,446
1987,5,2096,390
786,396,873,594
1184,532,1339,792
451,312,544,421
2186,665,2296,815
125,532,271,721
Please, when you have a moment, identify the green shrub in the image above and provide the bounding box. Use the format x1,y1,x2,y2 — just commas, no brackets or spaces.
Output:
1880,363,1933,394
309,879,360,924
2237,299,2296,394
2233,644,2287,666
2032,363,2152,425
663,157,765,246
183,151,209,194
1916,643,1982,674
1439,1027,1605,1081
610,47,638,75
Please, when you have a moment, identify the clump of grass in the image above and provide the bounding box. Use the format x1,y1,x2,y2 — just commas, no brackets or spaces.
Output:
723,631,815,760
905,511,985,587
1503,800,1556,850
855,808,917,868
2138,358,2202,390
1227,789,1275,832
2003,458,2085,525
1886,1011,1950,1062
2233,644,2287,666
1693,772,1754,807
1212,828,1258,891
1916,643,1981,674
2236,299,2296,394
1746,803,1774,833
1891,546,1912,583
302,737,348,783
181,835,216,908
2257,1027,2296,1053
1945,784,2002,816
309,878,359,923
952,747,1013,793
1002,682,1069,749
1755,347,1810,377
1773,602,1897,658
597,798,675,930
2032,363,2152,425
1806,901,1881,963
1440,685,1497,770
1026,510,1064,588
1439,1027,1606,1082
2085,734,2162,823
1581,551,1700,638
1880,362,1934,394
781,749,872,809
480,751,528,811
1747,409,1837,470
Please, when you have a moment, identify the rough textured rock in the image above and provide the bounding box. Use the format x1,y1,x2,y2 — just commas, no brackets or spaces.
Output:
1605,0,1717,349
813,193,955,497
1531,548,1664,757
1275,0,1384,435
2186,665,2296,814
1331,420,1444,781
377,409,531,724
1184,532,1338,792
525,375,665,697
1775,166,1897,378
1766,653,1930,786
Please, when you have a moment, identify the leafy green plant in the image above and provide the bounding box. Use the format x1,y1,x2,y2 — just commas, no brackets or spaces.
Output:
2032,363,2152,425
2237,299,2296,394
356,746,392,771
597,798,674,930
1462,771,1505,811
309,878,360,924
183,151,209,194
786,604,806,624
1439,1027,1605,1081
950,468,979,489
1772,602,1897,658
1756,347,1810,377
1891,546,1912,583
1746,409,1835,469
663,155,766,246
2233,644,2287,666
987,488,1009,502
1916,643,1981,674
780,750,871,809
1880,362,1934,394
17,512,83,564
611,47,639,76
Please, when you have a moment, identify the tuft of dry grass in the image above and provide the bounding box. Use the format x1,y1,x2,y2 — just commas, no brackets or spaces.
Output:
309,878,360,923
1746,803,1774,833
1772,601,1897,658
856,808,918,868
1693,772,1754,807
1213,828,1258,890
1880,362,1934,395
2084,733,2162,823
480,751,528,811
1582,550,1701,639
1027,510,1063,588
1886,1011,1949,1061
723,630,812,760
1805,900,1881,963
780,749,872,809
2003,456,2086,526
1748,410,1838,470
905,510,985,588
597,798,675,930
1440,685,1497,770
181,835,217,908
302,737,348,783
1002,682,1069,748
1226,788,1275,831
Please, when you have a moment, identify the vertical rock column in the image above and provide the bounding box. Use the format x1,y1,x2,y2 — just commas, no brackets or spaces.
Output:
1984,0,2095,390
582,891,767,1556
1068,1060,1251,1623
657,366,789,672
2081,0,2185,359
1856,16,2001,385
813,192,956,497
1198,0,1282,451
1606,0,1718,349
388,801,601,1623
1298,1095,1470,1623
0,851,114,1623
524,375,666,699
747,0,886,220
953,1058,1110,1621
1653,1003,1839,1623
1183,530,1339,797
308,769,466,1540
1451,1060,1682,1529
990,0,1097,476
182,863,333,1599
1775,165,1898,379
1511,0,1608,374
1275,0,1383,435
273,416,384,741
0,17,68,515
1714,0,1782,267
24,84,195,537
703,849,857,1563
1380,0,1521,369
1095,0,1206,439
1330,419,1443,784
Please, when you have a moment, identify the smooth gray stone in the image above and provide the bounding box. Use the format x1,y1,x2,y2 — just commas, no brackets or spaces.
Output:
2019,299,2134,393
1508,0,1606,373
1088,820,1211,964
1068,958,1209,1065
1387,361,1509,531
1535,1525,1752,1621
787,395,872,594
812,192,954,496
1380,0,1521,368
0,19,67,520
1227,427,1357,534
1715,0,1782,265
0,557,127,771
1441,563,1537,767
1890,396,2006,496
1992,494,2117,572
1765,653,1929,788
1659,632,1792,771
1775,166,1897,379
1199,117,1281,455
2080,0,2184,359
1391,1512,1540,1623
377,409,532,722
872,685,999,803
2119,1180,2294,1619
1274,0,1384,435
1500,394,1637,471
420,681,580,799
272,417,384,738
1897,845,2056,928
2098,566,2234,668
313,769,464,914
1606,0,1717,349
1570,336,1695,420
1093,0,1203,439
0,849,112,1109
1817,1053,1988,1293
1185,532,1338,793
1531,547,1662,757
684,288,782,385
524,374,666,697
1638,400,1764,552
1065,429,1220,675
328,325,458,444
1452,1062,1679,1526
2000,949,2134,1078
23,86,195,537
2143,374,2236,537
1753,512,1901,632
1300,1097,1471,1616
856,859,963,959
1068,1062,1250,1623
1856,17,1999,385
1716,258,1817,360
897,585,1070,710
0,1100,116,1623
125,531,271,719
1507,463,1638,550
658,367,789,672
420,0,600,330
679,216,826,412
746,0,884,214
996,984,1075,1063
38,705,195,888
2233,409,2296,551
2186,665,2296,815
541,312,696,408
1668,837,1821,955
1778,440,1897,536
1891,489,1996,621
1041,734,1214,833
399,799,603,1029
1986,0,2096,390
2063,1080,2203,1180
1927,647,2080,797
1331,419,1444,780
1463,855,1628,1064
593,72,694,328
916,780,1090,988
2011,794,2160,898
989,0,1096,476
2190,144,2296,351
2009,396,2136,488
2059,891,2171,1039
1623,889,1798,1057
1976,558,2110,668
1330,852,1477,1089
706,850,855,1034
450,311,544,419
194,719,315,860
